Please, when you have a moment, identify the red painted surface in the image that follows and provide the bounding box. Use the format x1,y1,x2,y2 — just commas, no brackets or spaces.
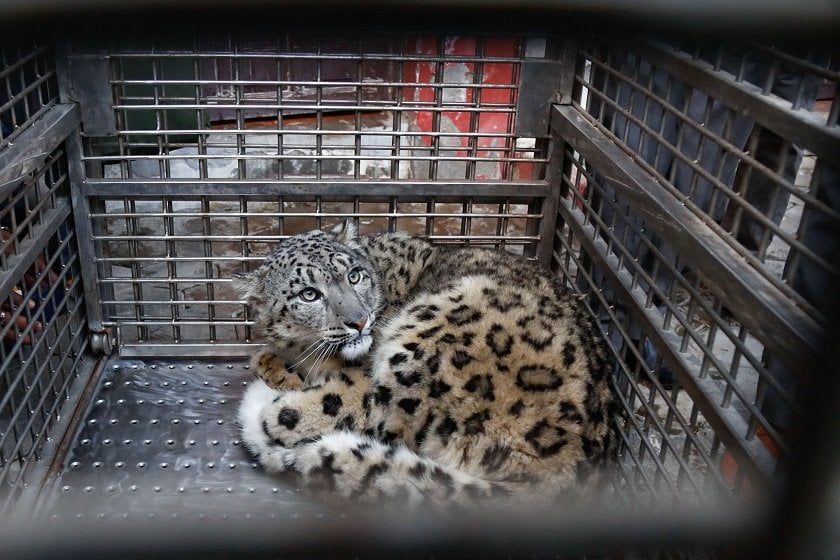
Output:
404,36,529,180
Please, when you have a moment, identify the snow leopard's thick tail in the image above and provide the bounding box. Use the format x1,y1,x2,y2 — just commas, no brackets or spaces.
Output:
239,378,507,508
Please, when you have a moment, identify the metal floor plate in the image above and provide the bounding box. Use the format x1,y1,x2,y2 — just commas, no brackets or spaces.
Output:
37,357,331,521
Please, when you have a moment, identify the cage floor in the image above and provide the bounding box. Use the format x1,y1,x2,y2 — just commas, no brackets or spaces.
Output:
36,357,333,522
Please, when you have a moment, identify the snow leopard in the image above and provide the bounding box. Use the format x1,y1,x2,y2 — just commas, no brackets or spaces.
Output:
235,222,615,509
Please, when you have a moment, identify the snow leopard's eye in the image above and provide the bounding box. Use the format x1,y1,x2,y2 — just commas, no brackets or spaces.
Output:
347,268,362,285
299,287,321,302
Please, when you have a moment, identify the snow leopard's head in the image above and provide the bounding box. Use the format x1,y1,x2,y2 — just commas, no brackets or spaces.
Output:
234,222,381,361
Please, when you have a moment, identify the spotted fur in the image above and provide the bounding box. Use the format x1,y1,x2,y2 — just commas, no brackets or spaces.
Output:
236,222,615,509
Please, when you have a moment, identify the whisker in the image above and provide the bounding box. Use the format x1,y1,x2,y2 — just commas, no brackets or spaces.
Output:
290,339,328,370
290,338,323,363
304,342,334,384
298,341,330,368
307,340,330,376
317,342,336,373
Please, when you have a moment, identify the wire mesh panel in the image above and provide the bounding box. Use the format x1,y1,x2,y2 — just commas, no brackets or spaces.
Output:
0,42,58,151
0,110,90,514
83,34,544,182
550,37,839,506
88,194,541,355
69,33,554,355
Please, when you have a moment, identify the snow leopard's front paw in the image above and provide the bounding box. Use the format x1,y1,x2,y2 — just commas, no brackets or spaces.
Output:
251,350,304,391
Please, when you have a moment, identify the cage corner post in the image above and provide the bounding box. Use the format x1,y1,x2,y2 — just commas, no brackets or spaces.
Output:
521,38,577,266
54,40,114,356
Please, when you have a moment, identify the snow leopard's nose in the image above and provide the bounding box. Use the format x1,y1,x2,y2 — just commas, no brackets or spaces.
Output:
345,318,367,332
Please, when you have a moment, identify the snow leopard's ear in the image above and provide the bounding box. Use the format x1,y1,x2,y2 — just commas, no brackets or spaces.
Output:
231,266,269,302
329,220,359,244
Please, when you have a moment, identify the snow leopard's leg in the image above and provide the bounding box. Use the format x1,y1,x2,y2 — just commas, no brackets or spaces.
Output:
239,367,370,468
239,377,505,507
282,430,505,507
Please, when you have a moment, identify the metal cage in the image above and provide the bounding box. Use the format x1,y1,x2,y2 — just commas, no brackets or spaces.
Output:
0,10,838,559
